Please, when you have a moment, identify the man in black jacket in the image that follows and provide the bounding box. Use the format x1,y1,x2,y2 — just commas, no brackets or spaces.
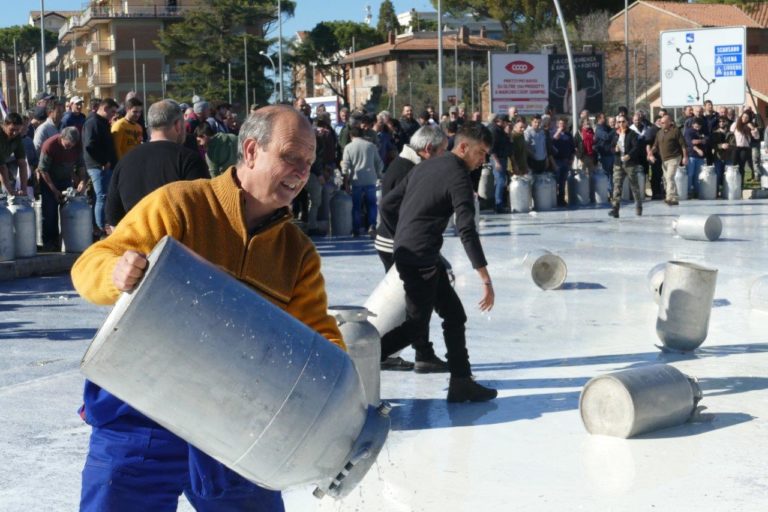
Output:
609,114,642,218
83,98,119,237
104,100,209,231
378,122,497,402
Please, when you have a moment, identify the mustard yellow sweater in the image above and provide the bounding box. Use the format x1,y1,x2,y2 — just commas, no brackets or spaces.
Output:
72,168,344,350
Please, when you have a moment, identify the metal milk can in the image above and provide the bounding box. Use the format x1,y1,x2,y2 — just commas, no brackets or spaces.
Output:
580,364,703,438
329,190,353,237
647,262,666,305
532,173,555,211
508,175,531,213
81,236,391,499
674,166,689,200
697,165,717,200
0,197,15,262
656,261,718,352
591,169,610,205
7,195,36,258
478,164,495,202
749,275,768,312
723,165,742,200
34,197,43,247
328,306,381,407
672,214,722,242
60,188,93,253
522,249,567,290
621,170,645,202
568,170,590,207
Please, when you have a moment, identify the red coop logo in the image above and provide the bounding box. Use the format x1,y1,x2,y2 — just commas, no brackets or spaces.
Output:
505,61,534,74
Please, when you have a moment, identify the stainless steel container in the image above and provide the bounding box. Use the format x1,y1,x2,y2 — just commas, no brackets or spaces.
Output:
81,236,390,498
761,175,768,191
591,169,610,205
523,249,567,290
328,306,381,407
478,164,494,201
330,190,353,237
533,174,555,211
579,364,703,438
656,261,718,352
675,166,689,201
7,195,36,258
508,175,531,213
749,275,768,312
697,165,717,200
672,214,722,242
647,262,666,305
621,170,645,202
34,198,43,247
723,165,742,200
567,170,590,207
60,189,93,253
0,198,14,262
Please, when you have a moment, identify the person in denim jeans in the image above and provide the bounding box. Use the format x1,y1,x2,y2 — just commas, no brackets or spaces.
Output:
341,125,384,236
489,114,510,212
684,118,708,198
82,98,118,238
551,118,575,207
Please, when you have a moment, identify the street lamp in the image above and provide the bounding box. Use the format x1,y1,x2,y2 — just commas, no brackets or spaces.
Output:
259,51,277,102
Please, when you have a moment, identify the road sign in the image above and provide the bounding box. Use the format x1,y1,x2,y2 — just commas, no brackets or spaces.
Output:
660,26,746,107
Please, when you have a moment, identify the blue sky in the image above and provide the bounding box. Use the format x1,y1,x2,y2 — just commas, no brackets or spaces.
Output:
5,1,437,37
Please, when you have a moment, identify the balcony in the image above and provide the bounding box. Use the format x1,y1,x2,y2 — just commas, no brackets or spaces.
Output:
86,39,115,54
88,71,116,88
67,45,89,66
65,76,88,95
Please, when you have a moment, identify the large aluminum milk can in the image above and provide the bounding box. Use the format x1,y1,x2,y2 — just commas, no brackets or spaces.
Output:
532,173,555,211
478,164,495,202
34,198,43,247
80,236,390,499
621,170,645,202
591,169,610,205
508,175,531,213
672,214,722,242
329,190,353,237
7,195,36,258
750,275,768,312
723,165,742,200
60,189,93,253
523,249,567,290
0,198,15,262
697,165,717,200
647,262,667,305
567,170,590,207
656,261,718,352
579,364,703,438
328,306,381,407
674,166,689,200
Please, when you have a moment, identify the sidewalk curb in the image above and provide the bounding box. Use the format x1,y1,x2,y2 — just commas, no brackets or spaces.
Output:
0,253,79,282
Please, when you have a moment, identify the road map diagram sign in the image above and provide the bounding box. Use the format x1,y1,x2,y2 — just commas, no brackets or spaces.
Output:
660,26,746,107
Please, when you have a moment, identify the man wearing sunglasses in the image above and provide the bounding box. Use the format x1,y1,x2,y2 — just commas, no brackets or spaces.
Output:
609,115,642,218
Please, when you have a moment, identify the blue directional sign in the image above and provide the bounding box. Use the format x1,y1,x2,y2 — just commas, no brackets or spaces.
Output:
686,33,694,43
714,44,743,77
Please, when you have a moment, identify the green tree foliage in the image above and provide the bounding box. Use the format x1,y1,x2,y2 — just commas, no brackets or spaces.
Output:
0,25,59,110
155,0,294,107
292,21,381,105
376,0,401,37
393,58,488,115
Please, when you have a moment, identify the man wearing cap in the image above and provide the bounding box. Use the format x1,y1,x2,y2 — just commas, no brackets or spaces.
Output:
0,113,30,196
207,102,231,134
62,96,87,132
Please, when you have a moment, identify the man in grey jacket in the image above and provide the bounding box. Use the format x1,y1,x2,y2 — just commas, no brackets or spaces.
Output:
341,124,384,236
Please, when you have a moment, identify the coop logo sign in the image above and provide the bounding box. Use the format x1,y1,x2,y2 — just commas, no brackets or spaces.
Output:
506,60,534,74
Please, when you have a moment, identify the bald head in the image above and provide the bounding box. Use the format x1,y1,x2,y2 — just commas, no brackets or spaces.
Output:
238,105,314,162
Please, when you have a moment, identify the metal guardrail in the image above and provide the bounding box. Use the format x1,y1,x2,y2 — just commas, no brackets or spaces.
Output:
88,71,116,88
60,5,189,38
86,40,115,53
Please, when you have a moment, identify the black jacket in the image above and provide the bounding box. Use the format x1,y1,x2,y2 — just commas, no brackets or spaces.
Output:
82,113,117,169
610,129,641,166
380,152,487,269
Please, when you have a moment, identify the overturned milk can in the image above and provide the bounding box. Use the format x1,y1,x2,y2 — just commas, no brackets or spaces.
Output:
579,364,703,438
672,214,722,242
656,261,718,352
328,306,381,407
646,262,667,305
80,236,390,499
749,275,768,312
523,249,567,290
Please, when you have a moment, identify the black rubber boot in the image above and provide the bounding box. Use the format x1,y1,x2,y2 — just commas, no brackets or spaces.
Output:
447,377,497,403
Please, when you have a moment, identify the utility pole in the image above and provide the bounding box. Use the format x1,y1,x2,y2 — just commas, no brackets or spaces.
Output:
39,0,46,94
278,0,284,102
142,64,146,108
228,62,232,104
13,38,20,112
352,36,356,108
553,0,578,135
244,36,249,110
133,38,137,92
470,59,474,114
624,0,629,109
437,0,443,117
454,33,458,106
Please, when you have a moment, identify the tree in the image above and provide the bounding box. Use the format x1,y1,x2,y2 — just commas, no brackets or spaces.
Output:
155,0,295,107
377,0,401,38
292,21,381,106
0,25,59,111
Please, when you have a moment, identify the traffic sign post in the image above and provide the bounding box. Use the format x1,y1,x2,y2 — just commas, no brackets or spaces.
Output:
660,26,746,107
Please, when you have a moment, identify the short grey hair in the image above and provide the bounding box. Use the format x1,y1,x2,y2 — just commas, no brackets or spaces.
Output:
237,105,311,162
60,126,80,144
409,125,446,153
147,100,182,130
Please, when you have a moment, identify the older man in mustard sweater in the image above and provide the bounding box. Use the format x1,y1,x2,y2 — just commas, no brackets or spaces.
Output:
71,105,343,512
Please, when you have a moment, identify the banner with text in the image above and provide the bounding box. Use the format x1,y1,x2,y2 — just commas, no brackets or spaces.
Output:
489,53,549,115
548,54,604,116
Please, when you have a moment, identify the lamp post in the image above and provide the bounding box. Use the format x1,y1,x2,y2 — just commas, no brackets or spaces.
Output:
277,0,284,102
552,0,578,135
39,0,46,95
437,0,443,118
259,51,276,103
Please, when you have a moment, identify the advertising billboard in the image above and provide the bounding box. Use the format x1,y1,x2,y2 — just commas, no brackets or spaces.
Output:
489,53,549,115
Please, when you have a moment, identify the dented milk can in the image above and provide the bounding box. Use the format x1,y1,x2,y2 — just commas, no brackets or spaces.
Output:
523,249,567,290
579,364,703,438
81,236,390,499
7,195,36,258
656,261,718,352
672,214,722,242
675,166,689,201
328,306,381,407
508,175,531,213
697,165,717,200
647,262,667,305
